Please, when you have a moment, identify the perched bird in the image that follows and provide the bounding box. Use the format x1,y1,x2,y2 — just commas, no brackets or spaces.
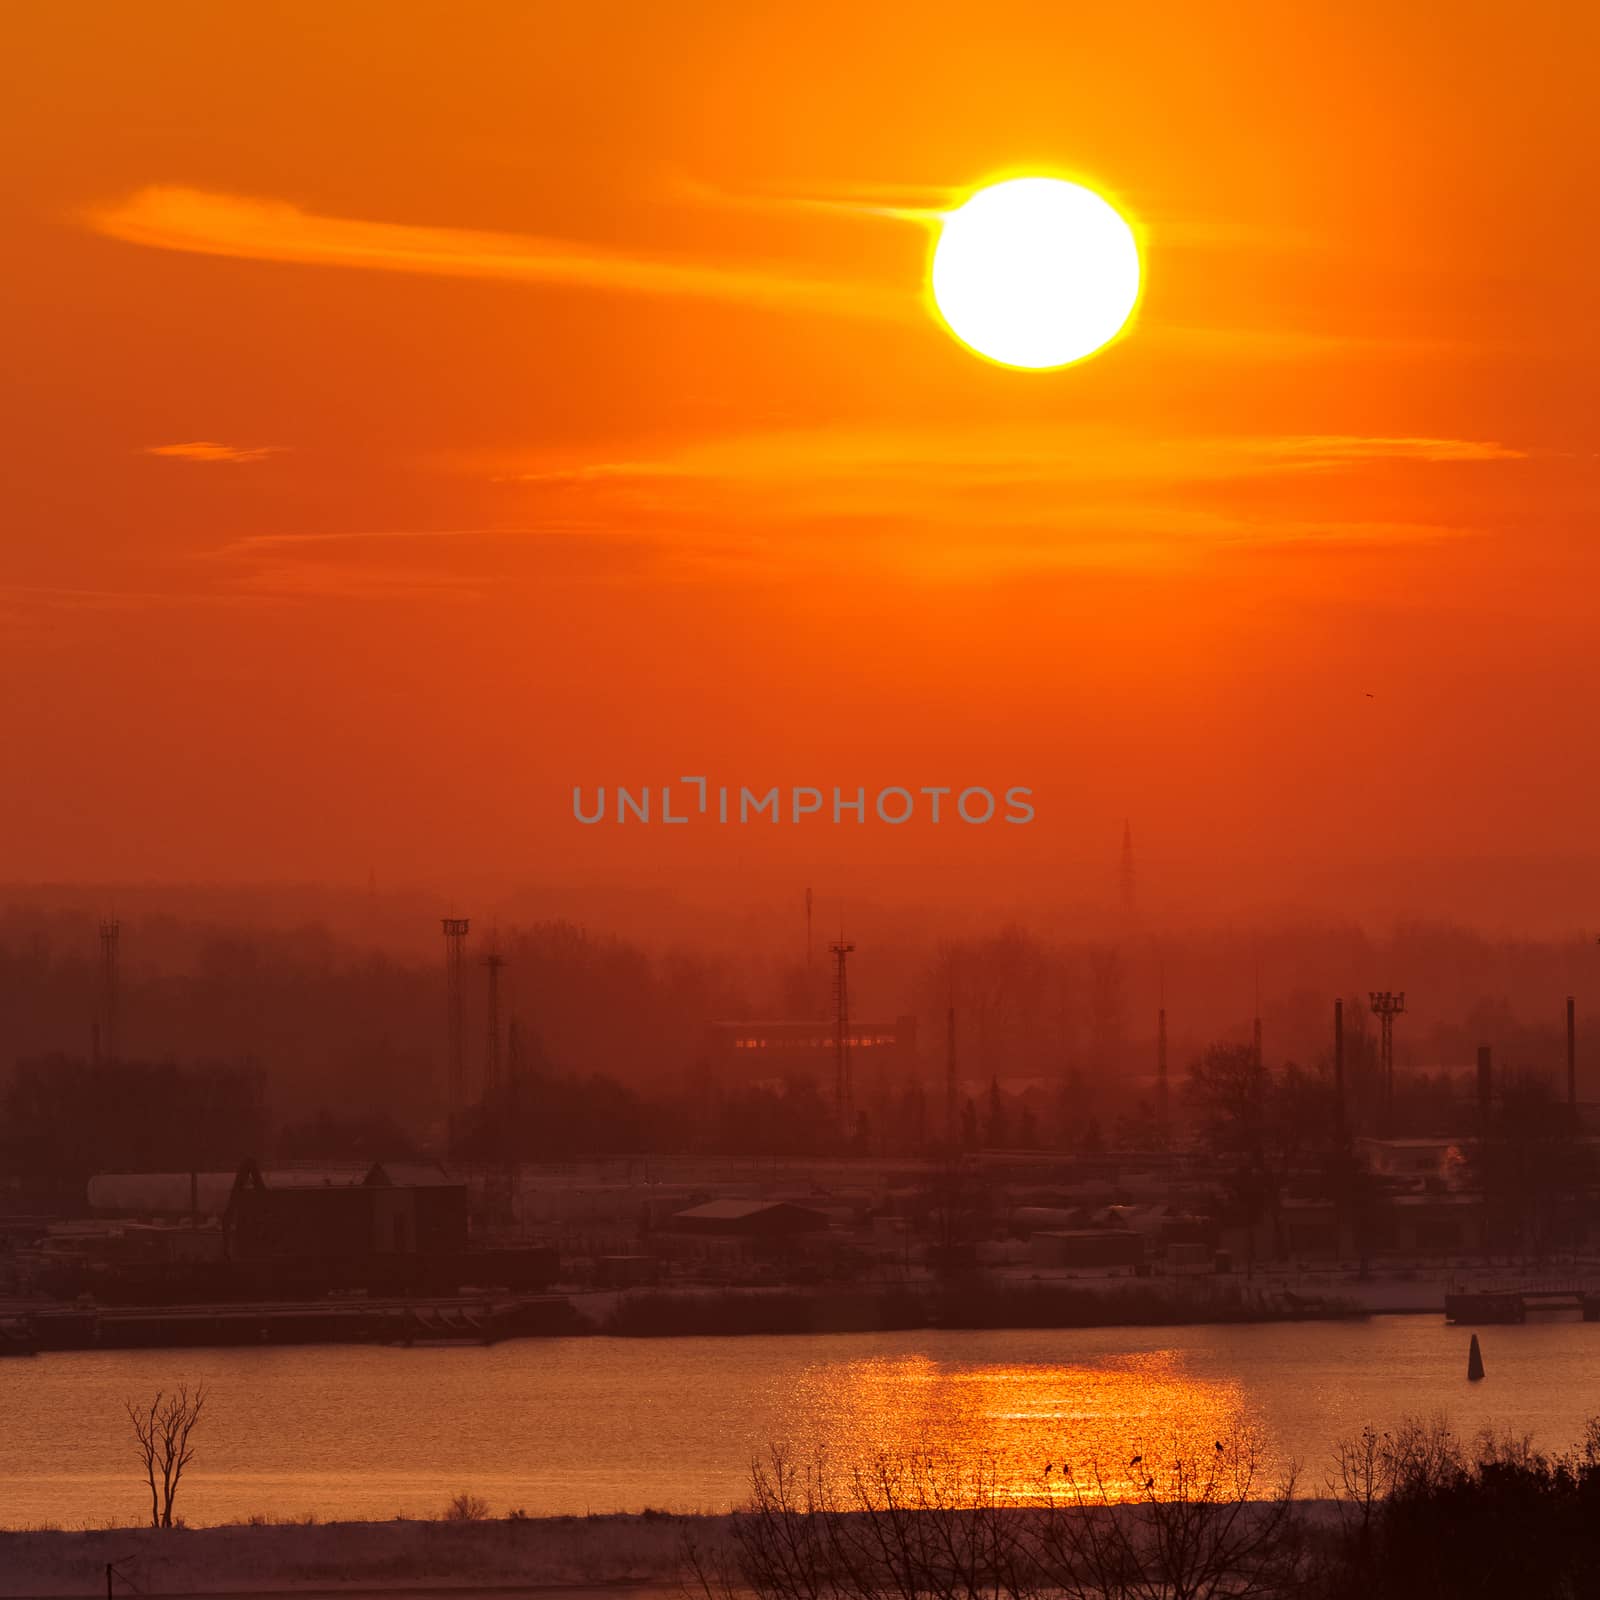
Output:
1215,1441,1224,1452
1130,1454,1142,1466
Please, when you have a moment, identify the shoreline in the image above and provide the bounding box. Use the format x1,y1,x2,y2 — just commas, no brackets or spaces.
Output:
0,1280,1373,1355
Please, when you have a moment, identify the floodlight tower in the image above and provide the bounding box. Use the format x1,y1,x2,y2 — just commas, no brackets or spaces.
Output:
98,919,121,1062
1369,990,1406,1130
442,917,470,1149
830,938,855,1135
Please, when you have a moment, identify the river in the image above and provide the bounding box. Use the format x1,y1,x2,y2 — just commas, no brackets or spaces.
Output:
5,1315,1598,1529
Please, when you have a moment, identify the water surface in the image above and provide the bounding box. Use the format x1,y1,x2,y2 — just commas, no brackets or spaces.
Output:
4,1316,1595,1528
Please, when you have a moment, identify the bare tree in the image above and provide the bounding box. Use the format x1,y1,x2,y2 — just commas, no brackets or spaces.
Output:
687,1448,1032,1600
126,1386,206,1528
1326,1414,1466,1590
1030,1426,1305,1600
686,1431,1306,1600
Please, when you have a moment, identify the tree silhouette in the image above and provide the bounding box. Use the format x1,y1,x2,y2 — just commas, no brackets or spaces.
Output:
126,1386,206,1528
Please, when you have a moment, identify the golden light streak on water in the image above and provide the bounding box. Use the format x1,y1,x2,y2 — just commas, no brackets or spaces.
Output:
776,1348,1253,1501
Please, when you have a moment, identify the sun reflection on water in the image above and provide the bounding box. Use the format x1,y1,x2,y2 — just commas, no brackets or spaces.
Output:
774,1348,1255,1502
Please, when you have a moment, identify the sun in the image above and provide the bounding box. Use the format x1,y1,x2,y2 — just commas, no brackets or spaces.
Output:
930,177,1141,369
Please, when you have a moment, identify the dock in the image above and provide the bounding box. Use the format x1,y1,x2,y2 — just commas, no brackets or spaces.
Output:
1444,1281,1600,1325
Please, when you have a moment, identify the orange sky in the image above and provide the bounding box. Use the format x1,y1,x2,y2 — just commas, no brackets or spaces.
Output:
2,2,1597,923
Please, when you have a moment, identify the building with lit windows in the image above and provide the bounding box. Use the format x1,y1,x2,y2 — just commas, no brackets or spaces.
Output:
708,1016,919,1089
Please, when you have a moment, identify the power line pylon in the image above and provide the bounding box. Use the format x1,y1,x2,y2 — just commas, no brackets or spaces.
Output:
1369,991,1406,1131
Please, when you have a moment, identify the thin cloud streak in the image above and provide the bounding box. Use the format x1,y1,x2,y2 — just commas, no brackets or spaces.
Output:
1259,435,1527,465
505,426,1525,492
490,424,1522,569
199,523,675,597
88,186,898,317
205,525,599,557
143,441,285,464
87,187,1437,357
666,170,950,223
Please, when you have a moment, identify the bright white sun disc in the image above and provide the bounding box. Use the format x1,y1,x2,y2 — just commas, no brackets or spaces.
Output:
931,177,1141,369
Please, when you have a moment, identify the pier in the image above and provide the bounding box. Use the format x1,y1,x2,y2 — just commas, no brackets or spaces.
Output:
1444,1281,1600,1325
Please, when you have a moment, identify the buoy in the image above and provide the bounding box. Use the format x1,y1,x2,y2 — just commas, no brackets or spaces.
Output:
1467,1333,1485,1381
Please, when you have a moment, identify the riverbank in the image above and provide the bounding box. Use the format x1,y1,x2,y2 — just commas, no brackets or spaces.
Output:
0,1278,1363,1355
0,1512,709,1597
598,1280,1361,1335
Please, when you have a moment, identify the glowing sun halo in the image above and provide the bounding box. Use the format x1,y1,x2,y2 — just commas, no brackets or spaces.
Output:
930,177,1141,369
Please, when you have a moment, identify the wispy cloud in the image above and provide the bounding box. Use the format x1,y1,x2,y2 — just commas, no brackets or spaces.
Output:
1256,435,1527,466
666,170,952,223
490,423,1524,572
205,527,544,557
504,425,1524,498
198,524,673,597
143,440,285,464
88,186,896,317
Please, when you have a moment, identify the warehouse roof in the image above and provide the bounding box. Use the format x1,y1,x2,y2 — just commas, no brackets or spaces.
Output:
668,1199,830,1232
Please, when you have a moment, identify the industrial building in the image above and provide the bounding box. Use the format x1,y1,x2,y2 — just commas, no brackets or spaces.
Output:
708,1016,918,1087
655,1197,831,1269
665,1199,830,1237
1028,1229,1145,1270
28,1160,563,1303
222,1159,470,1291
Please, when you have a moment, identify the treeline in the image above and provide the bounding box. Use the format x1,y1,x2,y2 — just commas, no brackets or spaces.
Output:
1,901,1594,1174
5,1030,1590,1201
0,1057,915,1196
1186,1039,1597,1259
0,913,742,1128
0,1057,267,1202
